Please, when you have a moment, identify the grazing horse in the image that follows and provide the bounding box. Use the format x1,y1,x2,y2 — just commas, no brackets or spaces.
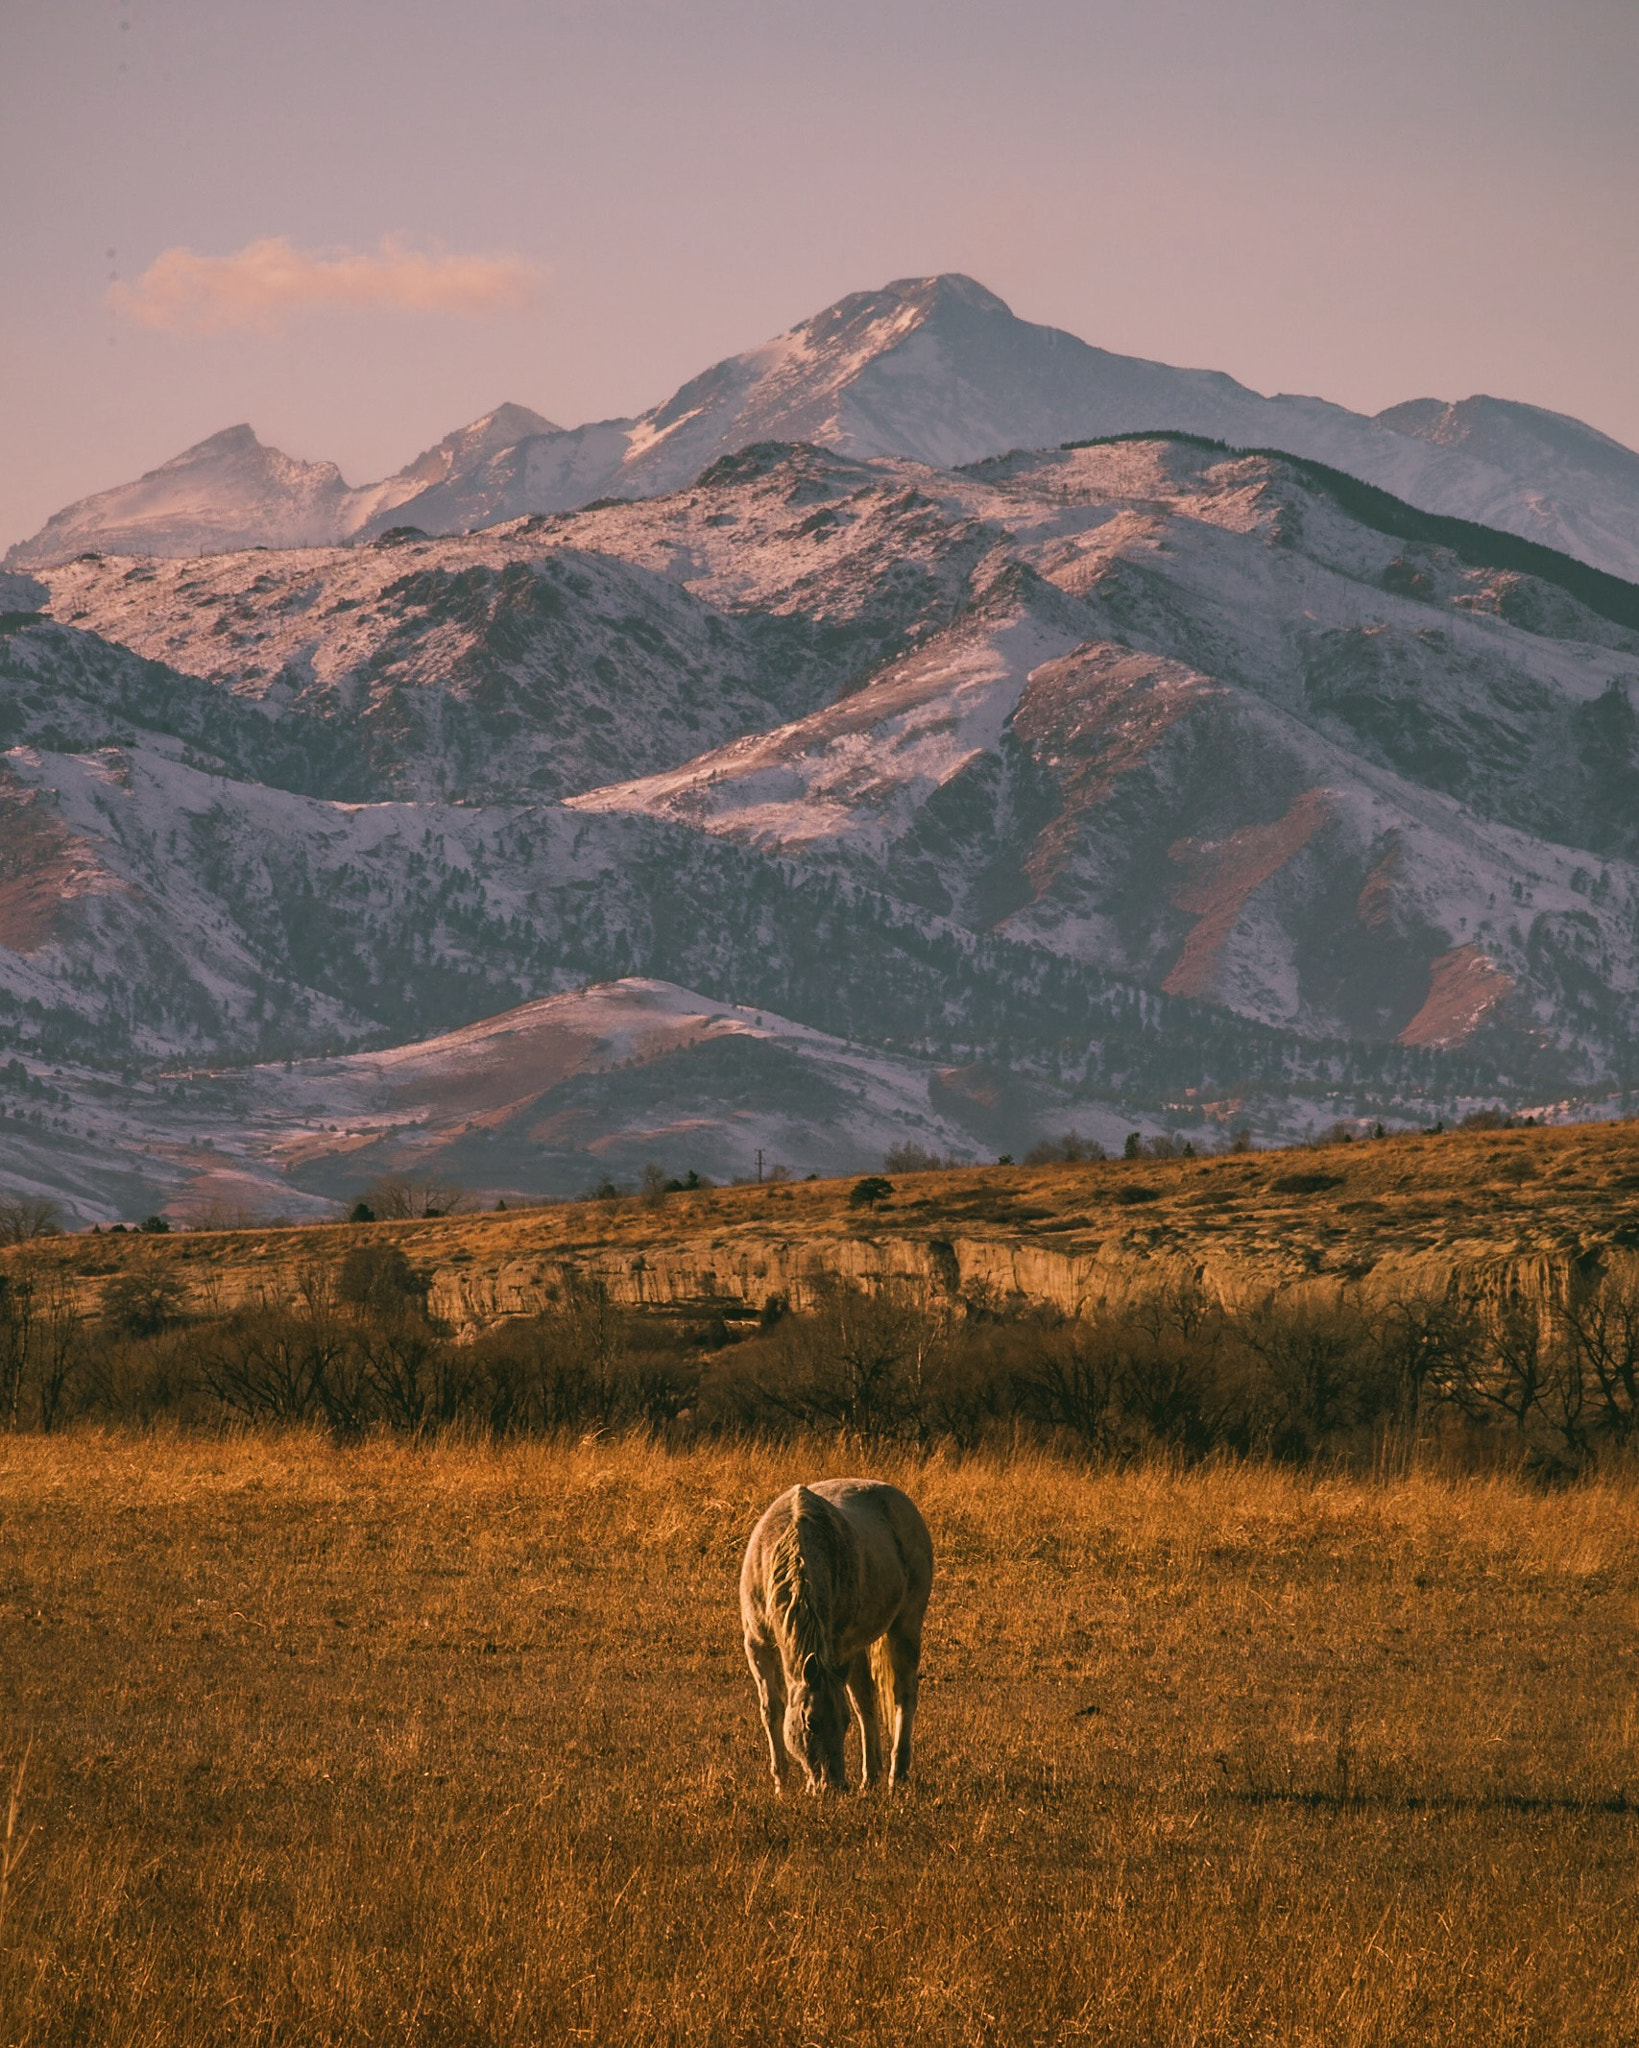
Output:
740,1478,933,1793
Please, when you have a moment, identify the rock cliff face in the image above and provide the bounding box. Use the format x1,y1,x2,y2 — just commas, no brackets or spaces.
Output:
17,1126,1639,1338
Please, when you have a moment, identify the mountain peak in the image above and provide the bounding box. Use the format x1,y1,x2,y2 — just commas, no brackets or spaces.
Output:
786,273,1015,364
807,272,1013,326
880,273,1013,315
472,402,561,443
385,403,565,497
186,423,263,457
3,421,354,567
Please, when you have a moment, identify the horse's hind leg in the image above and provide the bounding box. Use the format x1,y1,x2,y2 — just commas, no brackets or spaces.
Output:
744,1634,789,1792
845,1649,884,1790
885,1618,922,1787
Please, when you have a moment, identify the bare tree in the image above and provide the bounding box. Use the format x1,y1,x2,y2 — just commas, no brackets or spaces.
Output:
25,1260,81,1432
0,1272,35,1428
1022,1132,1107,1166
0,1196,62,1246
361,1174,468,1221
1561,1273,1639,1446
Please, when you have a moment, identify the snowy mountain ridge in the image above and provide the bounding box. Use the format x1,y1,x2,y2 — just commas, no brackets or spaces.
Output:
12,276,1639,585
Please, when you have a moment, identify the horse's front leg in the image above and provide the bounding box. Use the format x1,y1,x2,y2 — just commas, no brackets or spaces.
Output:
744,1633,790,1791
845,1649,884,1790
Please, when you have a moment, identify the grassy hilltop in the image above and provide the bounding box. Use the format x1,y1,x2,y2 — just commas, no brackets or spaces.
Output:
16,1118,1639,1333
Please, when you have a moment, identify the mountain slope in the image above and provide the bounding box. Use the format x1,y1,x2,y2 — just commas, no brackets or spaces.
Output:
0,979,1021,1227
0,710,1432,1099
32,538,831,804
562,438,1639,1071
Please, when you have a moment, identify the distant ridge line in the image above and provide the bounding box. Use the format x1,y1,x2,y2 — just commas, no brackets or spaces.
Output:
1051,430,1639,634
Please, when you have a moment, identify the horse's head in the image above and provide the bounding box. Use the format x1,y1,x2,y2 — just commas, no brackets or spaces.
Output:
786,1652,849,1792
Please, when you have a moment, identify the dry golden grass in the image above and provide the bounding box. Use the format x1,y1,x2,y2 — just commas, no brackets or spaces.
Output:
1,1433,1637,2045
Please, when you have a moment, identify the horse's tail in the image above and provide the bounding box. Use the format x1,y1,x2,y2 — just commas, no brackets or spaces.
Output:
766,1485,835,1672
868,1632,897,1737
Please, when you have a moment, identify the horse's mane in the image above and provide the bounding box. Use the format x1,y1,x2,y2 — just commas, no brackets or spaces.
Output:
767,1486,835,1668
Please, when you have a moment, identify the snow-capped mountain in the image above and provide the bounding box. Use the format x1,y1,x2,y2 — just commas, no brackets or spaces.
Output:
338,401,563,538
7,416,1639,1220
8,426,359,563
10,431,1639,1063
4,406,560,566
13,277,1639,585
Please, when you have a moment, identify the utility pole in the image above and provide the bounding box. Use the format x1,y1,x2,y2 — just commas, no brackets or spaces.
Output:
756,1149,764,1184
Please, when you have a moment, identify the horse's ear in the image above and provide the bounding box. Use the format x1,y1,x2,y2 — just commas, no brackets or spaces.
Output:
802,1653,823,1686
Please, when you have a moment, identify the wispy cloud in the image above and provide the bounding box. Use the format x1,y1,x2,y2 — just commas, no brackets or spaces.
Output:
109,234,544,336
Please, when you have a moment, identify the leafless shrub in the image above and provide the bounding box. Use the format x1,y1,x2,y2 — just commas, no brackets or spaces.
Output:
471,1276,693,1434
1374,1293,1484,1426
195,1287,359,1432
882,1143,954,1173
1425,1273,1639,1474
1017,1291,1229,1458
1561,1275,1639,1447
25,1260,83,1432
1023,1132,1107,1166
354,1313,468,1433
1235,1295,1390,1459
745,1279,958,1442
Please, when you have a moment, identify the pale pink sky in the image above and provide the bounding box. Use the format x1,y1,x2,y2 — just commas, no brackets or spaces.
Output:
2,0,1636,550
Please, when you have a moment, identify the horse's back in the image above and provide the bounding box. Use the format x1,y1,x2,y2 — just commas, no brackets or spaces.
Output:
811,1479,933,1630
739,1478,932,1647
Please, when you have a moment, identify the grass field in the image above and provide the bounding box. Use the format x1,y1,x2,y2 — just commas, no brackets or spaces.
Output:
2,1434,1637,2045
